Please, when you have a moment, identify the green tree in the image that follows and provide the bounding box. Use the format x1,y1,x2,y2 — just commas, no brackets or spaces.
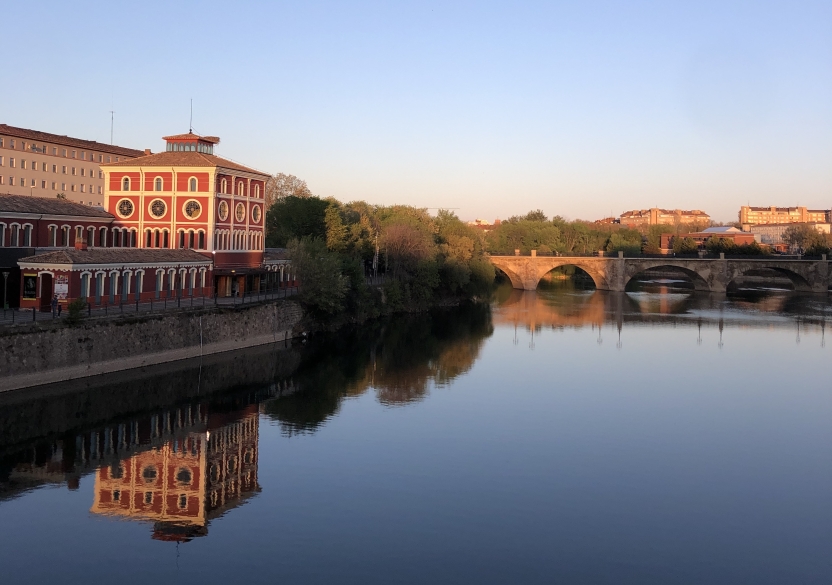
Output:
672,237,699,254
605,229,642,255
782,224,825,253
265,196,329,247
287,237,349,316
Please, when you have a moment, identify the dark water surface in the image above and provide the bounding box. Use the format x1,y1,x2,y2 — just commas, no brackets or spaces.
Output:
1,283,830,584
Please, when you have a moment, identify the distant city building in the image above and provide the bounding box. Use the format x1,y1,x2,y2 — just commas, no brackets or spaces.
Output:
745,223,831,246
659,226,757,254
593,217,620,225
619,208,710,227
739,206,830,228
467,218,501,232
0,124,146,206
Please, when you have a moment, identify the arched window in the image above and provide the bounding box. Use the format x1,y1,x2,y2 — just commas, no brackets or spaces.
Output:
188,230,195,249
221,178,227,193
163,230,169,248
88,227,96,247
255,185,260,198
155,177,163,191
178,231,185,249
146,229,153,248
122,177,130,191
154,230,161,248
189,177,197,192
198,231,205,250
22,225,32,247
99,227,107,247
237,181,244,196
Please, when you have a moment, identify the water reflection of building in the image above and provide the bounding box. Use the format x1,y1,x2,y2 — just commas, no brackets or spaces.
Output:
90,405,259,542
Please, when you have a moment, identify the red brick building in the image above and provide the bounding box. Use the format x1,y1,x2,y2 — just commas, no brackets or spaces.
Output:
18,248,212,311
102,132,271,296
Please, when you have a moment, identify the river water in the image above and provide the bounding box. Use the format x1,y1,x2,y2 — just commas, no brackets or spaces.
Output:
1,282,830,584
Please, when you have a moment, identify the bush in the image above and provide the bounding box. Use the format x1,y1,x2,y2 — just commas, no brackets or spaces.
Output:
65,297,87,325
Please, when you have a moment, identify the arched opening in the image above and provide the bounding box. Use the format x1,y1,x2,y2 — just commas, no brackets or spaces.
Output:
625,266,710,293
492,266,524,290
727,267,811,293
540,265,598,291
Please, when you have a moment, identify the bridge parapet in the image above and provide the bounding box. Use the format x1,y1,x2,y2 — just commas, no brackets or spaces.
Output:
488,255,831,294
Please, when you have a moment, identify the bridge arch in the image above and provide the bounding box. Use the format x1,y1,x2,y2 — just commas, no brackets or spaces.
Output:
623,264,711,292
493,265,525,290
728,266,813,292
540,263,607,290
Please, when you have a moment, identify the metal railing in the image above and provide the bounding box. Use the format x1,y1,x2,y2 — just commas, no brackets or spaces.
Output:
0,286,300,328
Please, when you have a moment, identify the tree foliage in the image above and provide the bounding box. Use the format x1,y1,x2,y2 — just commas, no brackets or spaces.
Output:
265,173,312,207
782,224,830,254
265,196,329,247
287,237,349,316
268,197,495,317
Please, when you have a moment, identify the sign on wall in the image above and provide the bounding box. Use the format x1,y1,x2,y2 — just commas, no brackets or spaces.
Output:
55,275,69,300
22,275,37,299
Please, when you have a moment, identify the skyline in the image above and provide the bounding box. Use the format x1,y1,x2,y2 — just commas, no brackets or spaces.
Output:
2,0,830,223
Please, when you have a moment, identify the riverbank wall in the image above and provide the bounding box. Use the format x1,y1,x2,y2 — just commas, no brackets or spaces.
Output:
0,300,303,392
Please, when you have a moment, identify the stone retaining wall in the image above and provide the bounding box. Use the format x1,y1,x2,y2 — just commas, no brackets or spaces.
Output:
0,301,303,391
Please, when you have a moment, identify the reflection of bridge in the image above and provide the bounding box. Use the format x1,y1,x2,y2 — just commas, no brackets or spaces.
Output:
490,255,831,293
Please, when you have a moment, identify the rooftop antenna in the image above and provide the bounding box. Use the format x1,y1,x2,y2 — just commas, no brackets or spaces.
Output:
109,110,115,145
189,99,193,134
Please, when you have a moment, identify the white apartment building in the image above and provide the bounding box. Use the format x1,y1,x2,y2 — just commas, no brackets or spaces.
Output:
0,124,146,206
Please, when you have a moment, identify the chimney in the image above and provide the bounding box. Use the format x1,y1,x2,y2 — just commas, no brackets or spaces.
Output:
75,236,88,251
144,149,152,155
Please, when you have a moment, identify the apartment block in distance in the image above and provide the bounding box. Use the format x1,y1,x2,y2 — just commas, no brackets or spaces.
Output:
739,205,830,228
619,208,710,228
0,124,146,206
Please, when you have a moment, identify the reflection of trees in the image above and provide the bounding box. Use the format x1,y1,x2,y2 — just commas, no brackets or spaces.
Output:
262,304,493,431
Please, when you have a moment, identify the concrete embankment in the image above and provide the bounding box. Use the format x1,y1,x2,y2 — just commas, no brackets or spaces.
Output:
0,301,303,392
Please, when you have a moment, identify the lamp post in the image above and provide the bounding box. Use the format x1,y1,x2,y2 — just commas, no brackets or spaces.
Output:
2,271,8,309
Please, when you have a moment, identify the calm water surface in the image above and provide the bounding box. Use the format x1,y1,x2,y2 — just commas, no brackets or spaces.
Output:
1,282,830,584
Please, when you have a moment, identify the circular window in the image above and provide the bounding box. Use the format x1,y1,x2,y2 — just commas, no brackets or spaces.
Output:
184,200,202,220
149,199,166,218
235,203,246,222
142,466,158,483
251,205,261,223
117,199,134,218
217,201,229,222
176,468,192,485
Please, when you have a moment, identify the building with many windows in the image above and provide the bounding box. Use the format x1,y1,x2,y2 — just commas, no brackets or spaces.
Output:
102,132,271,296
739,205,830,228
90,405,260,542
0,195,116,307
619,208,710,228
0,130,297,308
0,124,146,206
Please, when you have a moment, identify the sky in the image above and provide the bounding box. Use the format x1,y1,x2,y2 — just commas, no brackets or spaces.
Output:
2,0,830,222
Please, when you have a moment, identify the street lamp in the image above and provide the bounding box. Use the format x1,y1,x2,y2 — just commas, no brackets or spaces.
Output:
2,271,8,309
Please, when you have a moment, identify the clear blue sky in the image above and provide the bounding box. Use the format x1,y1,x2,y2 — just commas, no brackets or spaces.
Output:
3,1,830,222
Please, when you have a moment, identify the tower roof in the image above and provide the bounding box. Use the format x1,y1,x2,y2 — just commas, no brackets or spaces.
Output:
162,132,220,144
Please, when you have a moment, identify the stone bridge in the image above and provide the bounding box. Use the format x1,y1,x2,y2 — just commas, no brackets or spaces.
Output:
489,255,831,293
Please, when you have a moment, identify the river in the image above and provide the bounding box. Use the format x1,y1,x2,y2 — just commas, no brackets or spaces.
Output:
0,281,830,584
